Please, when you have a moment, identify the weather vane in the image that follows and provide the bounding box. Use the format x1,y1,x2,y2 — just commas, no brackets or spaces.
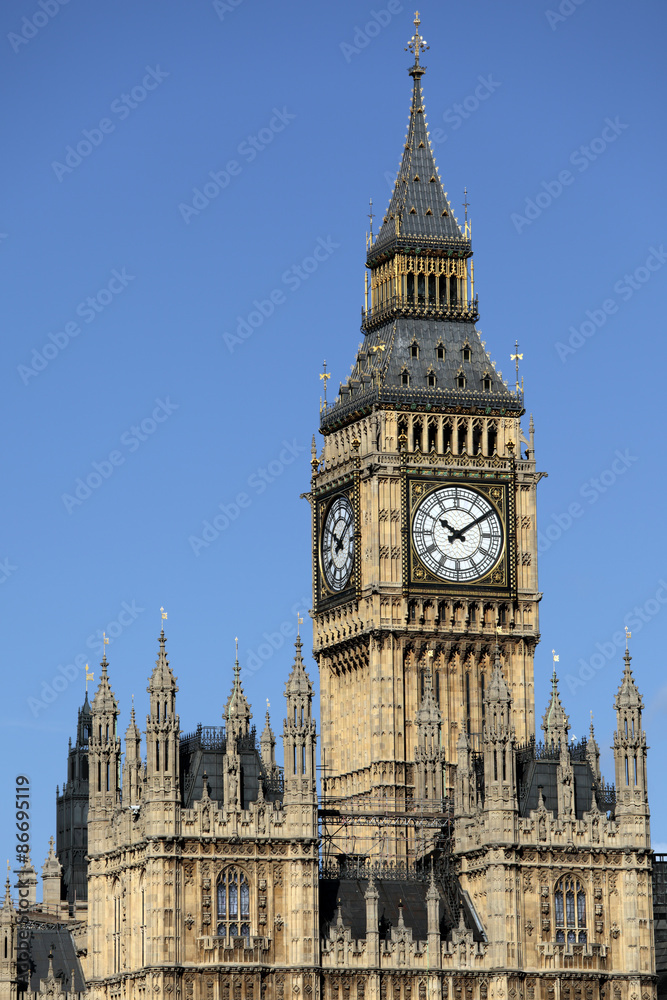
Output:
102,633,109,661
320,360,331,410
625,626,632,651
368,198,375,241
297,613,303,637
510,341,523,394
406,11,429,65
161,606,168,631
463,187,470,223
552,649,559,672
85,664,94,694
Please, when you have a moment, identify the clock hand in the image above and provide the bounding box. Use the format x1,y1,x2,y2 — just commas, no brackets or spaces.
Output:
457,509,493,537
440,518,466,543
332,530,344,553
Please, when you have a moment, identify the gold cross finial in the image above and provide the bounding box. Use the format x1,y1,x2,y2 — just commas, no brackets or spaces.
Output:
406,10,428,66
85,664,94,693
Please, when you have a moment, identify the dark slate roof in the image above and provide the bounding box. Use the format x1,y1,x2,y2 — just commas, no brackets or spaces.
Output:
516,742,607,820
320,877,484,942
179,726,283,809
322,317,522,431
24,922,86,993
372,70,465,254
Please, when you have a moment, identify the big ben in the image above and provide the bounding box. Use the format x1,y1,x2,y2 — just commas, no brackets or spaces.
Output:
309,13,543,865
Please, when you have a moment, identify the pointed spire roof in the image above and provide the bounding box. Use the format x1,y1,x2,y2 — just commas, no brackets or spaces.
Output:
373,15,464,256
149,626,178,694
91,655,119,716
541,666,569,745
284,635,313,698
42,837,61,879
486,644,511,706
2,873,14,913
224,639,251,738
615,648,644,711
321,14,522,434
125,699,141,742
415,656,441,727
261,708,275,747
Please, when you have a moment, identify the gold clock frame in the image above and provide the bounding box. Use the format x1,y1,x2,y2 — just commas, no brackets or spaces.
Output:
313,479,360,611
402,474,516,598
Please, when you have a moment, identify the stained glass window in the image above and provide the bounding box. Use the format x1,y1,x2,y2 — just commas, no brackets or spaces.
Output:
216,869,251,941
554,878,587,946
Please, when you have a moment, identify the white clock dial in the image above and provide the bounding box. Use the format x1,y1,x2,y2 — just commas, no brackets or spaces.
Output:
412,485,503,583
322,495,355,591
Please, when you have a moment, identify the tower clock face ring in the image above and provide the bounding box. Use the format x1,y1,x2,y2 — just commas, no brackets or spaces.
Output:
322,495,355,592
412,485,503,583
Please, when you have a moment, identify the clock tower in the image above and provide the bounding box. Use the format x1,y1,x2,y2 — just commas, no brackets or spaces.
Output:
310,14,543,865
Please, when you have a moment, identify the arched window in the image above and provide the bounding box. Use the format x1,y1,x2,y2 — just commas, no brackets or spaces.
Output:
217,868,251,942
554,876,587,944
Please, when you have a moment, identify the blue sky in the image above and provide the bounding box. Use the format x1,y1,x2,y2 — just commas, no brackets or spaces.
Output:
1,0,666,873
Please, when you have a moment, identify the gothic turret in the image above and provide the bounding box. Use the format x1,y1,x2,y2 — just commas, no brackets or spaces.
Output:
613,644,650,844
260,708,278,777
224,643,252,745
122,700,143,808
56,683,91,906
482,648,517,837
414,652,446,805
145,625,180,833
282,635,317,823
88,654,121,846
41,837,62,912
0,876,17,1000
541,666,569,749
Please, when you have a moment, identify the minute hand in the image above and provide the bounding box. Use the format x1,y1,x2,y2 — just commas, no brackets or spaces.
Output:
457,509,493,538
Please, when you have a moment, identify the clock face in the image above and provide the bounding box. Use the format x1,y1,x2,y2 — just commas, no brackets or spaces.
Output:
322,495,355,592
412,485,503,583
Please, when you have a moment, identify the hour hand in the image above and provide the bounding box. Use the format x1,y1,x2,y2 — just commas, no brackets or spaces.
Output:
440,518,465,542
332,530,344,553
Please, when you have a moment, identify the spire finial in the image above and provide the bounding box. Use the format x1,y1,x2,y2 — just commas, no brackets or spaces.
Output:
368,198,375,242
101,632,109,665
297,613,304,638
85,663,94,694
406,11,428,71
320,361,330,411
510,341,523,395
160,606,168,636
625,625,631,654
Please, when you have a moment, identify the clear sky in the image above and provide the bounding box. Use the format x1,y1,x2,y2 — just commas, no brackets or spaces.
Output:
1,0,666,874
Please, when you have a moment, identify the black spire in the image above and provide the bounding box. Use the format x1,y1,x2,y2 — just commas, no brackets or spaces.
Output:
321,13,522,433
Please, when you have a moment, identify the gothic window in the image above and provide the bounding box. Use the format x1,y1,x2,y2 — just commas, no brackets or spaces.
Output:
217,868,251,941
407,273,415,302
449,275,458,306
554,877,587,944
483,375,491,392
112,879,121,973
457,373,466,389
402,371,410,387
410,341,419,359
417,274,425,304
436,344,445,361
462,345,471,362
427,372,437,388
